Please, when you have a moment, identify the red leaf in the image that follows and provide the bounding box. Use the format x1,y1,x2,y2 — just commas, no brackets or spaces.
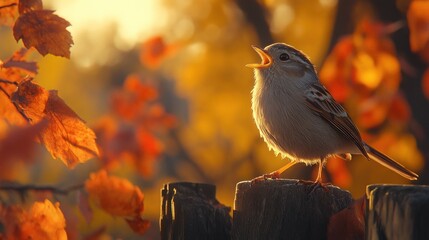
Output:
13,10,73,58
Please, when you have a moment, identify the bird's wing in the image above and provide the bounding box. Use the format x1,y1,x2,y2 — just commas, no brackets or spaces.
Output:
304,83,369,159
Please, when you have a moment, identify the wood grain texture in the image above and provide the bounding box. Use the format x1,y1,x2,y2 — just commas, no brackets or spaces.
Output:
366,184,429,240
232,179,353,240
160,182,232,240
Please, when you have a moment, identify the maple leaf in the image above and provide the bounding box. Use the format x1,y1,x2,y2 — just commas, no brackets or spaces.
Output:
0,199,67,240
18,0,42,14
85,170,145,217
11,80,99,167
13,10,73,58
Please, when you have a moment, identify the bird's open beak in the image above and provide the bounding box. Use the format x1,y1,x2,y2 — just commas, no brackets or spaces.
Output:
246,46,272,68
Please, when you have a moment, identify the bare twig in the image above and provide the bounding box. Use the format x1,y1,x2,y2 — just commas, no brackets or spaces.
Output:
0,78,18,86
0,182,84,195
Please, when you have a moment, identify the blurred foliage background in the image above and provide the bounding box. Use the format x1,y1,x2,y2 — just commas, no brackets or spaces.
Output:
1,0,429,239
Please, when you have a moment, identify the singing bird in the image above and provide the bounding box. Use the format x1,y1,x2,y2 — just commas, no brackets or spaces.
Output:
247,43,418,183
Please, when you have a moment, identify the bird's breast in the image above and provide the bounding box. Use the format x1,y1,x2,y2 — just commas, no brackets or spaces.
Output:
251,83,351,163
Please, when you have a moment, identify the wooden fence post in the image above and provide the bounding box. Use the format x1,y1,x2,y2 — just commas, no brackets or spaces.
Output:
366,184,429,240
232,179,353,240
160,182,232,240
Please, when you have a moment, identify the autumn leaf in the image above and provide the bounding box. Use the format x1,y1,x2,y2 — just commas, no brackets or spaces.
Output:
13,10,73,58
0,199,67,240
111,75,158,120
0,0,18,26
0,120,47,163
18,0,42,14
388,94,411,123
407,0,429,56
85,170,145,217
2,48,38,74
327,197,365,240
140,36,177,69
326,156,352,188
95,75,175,176
125,216,151,235
0,49,38,90
0,90,27,126
11,80,99,167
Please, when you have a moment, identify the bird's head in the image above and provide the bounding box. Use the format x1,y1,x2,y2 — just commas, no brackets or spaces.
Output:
247,43,316,84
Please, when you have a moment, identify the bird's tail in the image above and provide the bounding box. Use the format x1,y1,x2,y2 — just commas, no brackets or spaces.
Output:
365,144,418,180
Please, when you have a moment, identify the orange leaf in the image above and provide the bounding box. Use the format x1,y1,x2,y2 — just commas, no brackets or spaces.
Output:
137,128,163,157
0,199,67,240
125,216,151,235
85,170,145,217
0,120,46,163
18,0,42,14
11,80,99,167
357,98,388,129
13,10,73,58
0,1,18,26
388,94,411,123
140,36,176,69
407,1,429,54
11,79,48,121
326,156,352,188
2,48,38,74
0,90,27,126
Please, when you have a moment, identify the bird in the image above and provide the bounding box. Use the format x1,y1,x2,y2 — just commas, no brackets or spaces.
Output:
246,42,418,183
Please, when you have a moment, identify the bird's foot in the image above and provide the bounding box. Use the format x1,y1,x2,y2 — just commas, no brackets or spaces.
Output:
250,171,281,185
297,179,331,193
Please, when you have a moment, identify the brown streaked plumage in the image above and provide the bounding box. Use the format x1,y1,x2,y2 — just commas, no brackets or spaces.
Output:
247,43,418,182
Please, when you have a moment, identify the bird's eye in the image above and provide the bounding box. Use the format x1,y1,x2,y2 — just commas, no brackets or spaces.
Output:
279,53,289,61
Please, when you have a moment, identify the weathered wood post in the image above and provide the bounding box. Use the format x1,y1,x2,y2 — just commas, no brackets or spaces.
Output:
232,179,353,240
366,184,429,240
160,182,232,240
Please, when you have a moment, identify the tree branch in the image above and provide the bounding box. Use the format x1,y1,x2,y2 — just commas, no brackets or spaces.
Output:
0,182,84,195
0,78,18,86
0,2,17,10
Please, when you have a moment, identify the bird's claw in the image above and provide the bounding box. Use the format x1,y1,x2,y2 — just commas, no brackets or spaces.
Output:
297,179,331,193
250,171,281,186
